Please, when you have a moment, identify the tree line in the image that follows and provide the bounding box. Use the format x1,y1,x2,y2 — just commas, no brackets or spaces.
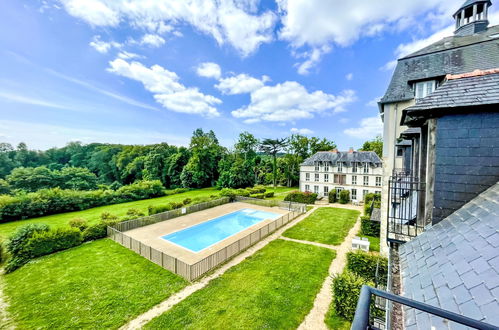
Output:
0,129,382,194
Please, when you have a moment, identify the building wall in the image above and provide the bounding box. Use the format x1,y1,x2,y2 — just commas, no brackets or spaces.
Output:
299,164,382,200
432,112,499,223
379,99,415,256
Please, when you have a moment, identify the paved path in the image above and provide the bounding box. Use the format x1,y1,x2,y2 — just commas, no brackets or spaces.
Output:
279,236,337,250
120,205,319,330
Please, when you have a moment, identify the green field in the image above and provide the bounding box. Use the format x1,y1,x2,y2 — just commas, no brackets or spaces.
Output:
145,240,335,329
282,207,360,245
325,308,351,329
2,239,187,329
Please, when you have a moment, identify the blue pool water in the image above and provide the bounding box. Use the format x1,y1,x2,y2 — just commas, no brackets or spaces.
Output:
161,208,280,252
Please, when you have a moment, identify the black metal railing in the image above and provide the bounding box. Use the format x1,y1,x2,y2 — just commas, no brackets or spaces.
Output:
387,172,426,242
352,285,499,330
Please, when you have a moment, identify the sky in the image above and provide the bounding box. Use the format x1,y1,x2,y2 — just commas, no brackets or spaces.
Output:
0,0,498,150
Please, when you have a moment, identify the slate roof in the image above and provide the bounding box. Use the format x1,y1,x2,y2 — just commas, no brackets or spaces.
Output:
396,139,412,147
300,151,382,166
454,0,492,16
380,25,499,105
399,128,421,139
399,182,499,329
401,71,499,125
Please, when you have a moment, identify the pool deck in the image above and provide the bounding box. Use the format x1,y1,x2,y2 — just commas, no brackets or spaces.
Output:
124,202,289,264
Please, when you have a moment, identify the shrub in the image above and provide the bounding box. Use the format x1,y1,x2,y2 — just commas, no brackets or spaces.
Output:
101,212,119,222
148,204,173,216
250,193,265,199
5,256,29,273
68,217,88,231
264,192,274,198
360,216,380,236
0,240,4,264
332,271,374,321
6,223,50,256
23,227,82,259
183,198,192,205
220,188,237,201
346,250,388,285
121,208,145,221
169,202,184,209
82,223,108,242
339,190,350,204
364,193,381,216
328,190,337,203
284,191,318,204
253,185,266,193
235,188,251,197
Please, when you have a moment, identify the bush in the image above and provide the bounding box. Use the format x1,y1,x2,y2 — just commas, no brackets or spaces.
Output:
101,212,119,222
220,188,237,201
121,208,145,221
148,204,173,216
169,202,184,209
264,192,274,198
332,271,374,321
250,193,265,199
364,193,381,216
360,216,380,236
339,190,350,204
0,240,4,264
6,223,50,256
68,217,88,231
252,185,267,193
23,227,82,259
82,223,108,242
328,190,337,203
284,191,318,204
346,250,388,285
235,188,251,197
5,256,29,273
183,198,192,205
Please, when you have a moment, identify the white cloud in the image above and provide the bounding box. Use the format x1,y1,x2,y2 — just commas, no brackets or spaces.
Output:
339,118,350,124
346,73,354,81
107,58,221,117
215,74,269,94
89,35,121,53
290,128,313,135
344,116,383,139
60,0,277,56
232,81,356,123
0,91,80,111
139,34,166,48
196,62,222,79
366,97,381,107
117,51,144,60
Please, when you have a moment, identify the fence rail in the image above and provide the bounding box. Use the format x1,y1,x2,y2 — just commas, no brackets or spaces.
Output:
107,197,305,281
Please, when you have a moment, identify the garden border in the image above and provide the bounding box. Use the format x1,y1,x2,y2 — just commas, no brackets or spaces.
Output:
107,197,306,281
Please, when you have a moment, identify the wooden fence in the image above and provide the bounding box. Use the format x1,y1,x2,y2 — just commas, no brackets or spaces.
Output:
107,197,305,281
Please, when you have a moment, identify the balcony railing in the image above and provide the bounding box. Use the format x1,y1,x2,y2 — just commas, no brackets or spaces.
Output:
387,172,426,242
352,285,499,330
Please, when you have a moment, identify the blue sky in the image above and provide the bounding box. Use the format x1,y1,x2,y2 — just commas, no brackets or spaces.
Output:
1,0,497,150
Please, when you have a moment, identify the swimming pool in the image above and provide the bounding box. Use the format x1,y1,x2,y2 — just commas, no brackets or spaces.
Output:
161,208,280,252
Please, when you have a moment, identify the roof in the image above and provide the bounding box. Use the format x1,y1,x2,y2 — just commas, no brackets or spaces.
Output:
401,70,499,125
399,128,421,139
454,0,492,16
399,182,499,329
300,151,382,166
380,25,499,105
396,139,412,147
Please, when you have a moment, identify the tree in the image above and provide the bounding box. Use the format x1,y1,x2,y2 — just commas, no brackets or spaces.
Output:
309,137,337,154
59,167,98,190
259,138,288,188
360,136,383,158
6,166,58,192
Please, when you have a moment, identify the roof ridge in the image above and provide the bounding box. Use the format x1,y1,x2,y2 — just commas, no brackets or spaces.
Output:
446,68,499,80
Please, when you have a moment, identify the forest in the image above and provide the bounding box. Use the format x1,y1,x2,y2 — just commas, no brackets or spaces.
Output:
0,129,382,195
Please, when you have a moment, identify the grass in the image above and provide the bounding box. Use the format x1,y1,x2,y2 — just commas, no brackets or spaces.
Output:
366,235,380,252
265,186,298,200
325,308,351,329
282,207,360,245
3,239,188,329
0,187,220,240
145,239,335,329
306,205,314,212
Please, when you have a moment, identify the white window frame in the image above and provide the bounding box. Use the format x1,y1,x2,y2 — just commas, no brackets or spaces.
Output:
363,176,369,186
363,163,369,174
337,162,343,173
336,187,343,198
352,175,357,185
315,173,320,182
315,163,319,171
352,162,357,173
415,80,436,99
305,173,310,181
314,185,319,194
324,173,329,183
324,163,329,172
376,177,382,187
351,188,357,200
324,186,329,194
305,184,310,192
363,189,369,199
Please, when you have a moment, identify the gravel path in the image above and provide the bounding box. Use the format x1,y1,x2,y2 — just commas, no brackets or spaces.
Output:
120,206,318,330
0,271,15,330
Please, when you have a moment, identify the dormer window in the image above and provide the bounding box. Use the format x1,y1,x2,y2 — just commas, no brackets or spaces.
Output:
414,80,436,99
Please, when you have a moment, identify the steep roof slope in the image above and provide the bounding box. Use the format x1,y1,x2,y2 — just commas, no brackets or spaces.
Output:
399,182,499,329
300,151,382,166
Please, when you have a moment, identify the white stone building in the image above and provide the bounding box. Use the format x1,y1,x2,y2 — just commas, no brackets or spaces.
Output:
299,148,383,202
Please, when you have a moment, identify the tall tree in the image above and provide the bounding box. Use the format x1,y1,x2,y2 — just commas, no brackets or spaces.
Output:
360,136,383,158
259,138,288,188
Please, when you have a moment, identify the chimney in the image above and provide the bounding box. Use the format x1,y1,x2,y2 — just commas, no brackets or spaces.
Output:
348,147,354,153
331,149,338,153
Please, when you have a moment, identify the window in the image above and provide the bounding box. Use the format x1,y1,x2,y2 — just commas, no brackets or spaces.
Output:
324,174,329,183
305,173,310,181
352,162,357,173
415,80,436,99
364,176,369,186
363,163,369,174
376,177,382,187
305,184,310,192
336,187,343,198
351,189,357,200
352,175,357,185
314,186,319,194
337,162,343,173
324,186,329,194
315,173,320,182
396,147,404,157
363,190,369,199
315,163,319,171
324,163,329,172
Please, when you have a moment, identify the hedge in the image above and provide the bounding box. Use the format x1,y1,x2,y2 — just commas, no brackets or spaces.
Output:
360,216,380,237
250,193,265,199
0,180,167,223
23,227,82,258
332,271,374,321
346,250,388,285
284,191,318,204
82,223,108,242
339,190,350,204
363,193,381,216
328,190,337,203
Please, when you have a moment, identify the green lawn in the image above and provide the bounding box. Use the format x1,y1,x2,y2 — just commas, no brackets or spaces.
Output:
366,235,380,252
282,207,360,245
325,308,351,329
145,239,335,329
2,239,188,329
0,187,220,240
265,186,298,200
